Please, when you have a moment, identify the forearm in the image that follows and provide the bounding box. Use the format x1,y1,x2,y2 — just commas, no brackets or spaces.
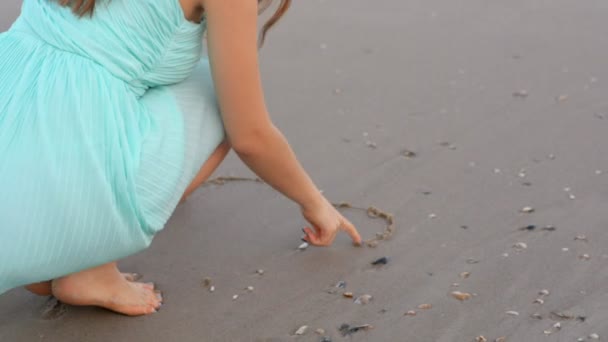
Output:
234,125,324,210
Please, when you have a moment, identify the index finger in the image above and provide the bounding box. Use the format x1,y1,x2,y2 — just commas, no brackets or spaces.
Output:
340,217,362,246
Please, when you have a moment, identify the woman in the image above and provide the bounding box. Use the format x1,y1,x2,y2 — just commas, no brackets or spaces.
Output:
0,0,361,316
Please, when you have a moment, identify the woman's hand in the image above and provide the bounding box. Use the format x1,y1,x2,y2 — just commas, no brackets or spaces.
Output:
301,197,362,247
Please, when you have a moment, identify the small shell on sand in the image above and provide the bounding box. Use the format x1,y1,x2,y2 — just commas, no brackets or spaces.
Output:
505,310,520,316
256,269,264,275
579,253,591,260
513,242,528,250
209,286,215,292
574,234,588,242
475,336,487,342
246,286,254,292
459,271,470,279
298,242,309,250
405,310,417,316
343,292,354,298
354,294,373,305
533,298,544,304
315,328,325,335
521,206,535,213
294,325,308,335
417,303,432,310
539,289,550,296
451,291,472,301
232,294,239,300
589,333,600,340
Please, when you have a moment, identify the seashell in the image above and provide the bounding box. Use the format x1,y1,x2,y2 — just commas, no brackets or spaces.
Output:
315,328,325,335
209,286,215,292
459,271,470,279
371,257,389,266
513,89,529,98
544,330,552,335
574,235,588,242
417,304,432,310
343,292,354,298
232,294,239,300
451,291,472,301
562,247,569,252
246,286,254,292
589,333,600,340
298,242,309,250
354,294,373,305
539,289,550,296
401,149,417,158
505,310,519,316
294,325,308,335
579,253,591,260
405,310,417,316
553,322,561,329
513,242,528,250
550,311,575,320
533,298,544,304
521,206,535,213
475,336,488,342
256,269,265,275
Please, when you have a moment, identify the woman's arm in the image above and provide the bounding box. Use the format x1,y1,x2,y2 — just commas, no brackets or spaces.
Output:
203,0,360,245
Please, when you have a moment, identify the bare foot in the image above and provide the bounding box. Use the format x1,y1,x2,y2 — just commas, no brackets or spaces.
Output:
26,273,142,297
52,263,162,316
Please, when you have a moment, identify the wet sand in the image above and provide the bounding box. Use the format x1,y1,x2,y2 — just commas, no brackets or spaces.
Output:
2,0,608,341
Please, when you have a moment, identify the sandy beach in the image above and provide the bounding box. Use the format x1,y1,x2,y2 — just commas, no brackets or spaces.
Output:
2,0,608,341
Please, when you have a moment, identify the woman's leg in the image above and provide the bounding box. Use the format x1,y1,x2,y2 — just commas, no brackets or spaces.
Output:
25,141,231,314
180,140,231,202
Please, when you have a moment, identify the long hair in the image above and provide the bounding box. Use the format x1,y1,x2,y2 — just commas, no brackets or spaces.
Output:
60,0,291,47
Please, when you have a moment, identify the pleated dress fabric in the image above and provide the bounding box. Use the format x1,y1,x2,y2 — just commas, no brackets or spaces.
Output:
0,0,225,294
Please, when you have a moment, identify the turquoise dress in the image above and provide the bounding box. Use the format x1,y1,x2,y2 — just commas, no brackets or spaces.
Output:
0,0,225,294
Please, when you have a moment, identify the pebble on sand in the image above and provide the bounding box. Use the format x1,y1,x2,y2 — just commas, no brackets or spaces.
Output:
256,269,264,275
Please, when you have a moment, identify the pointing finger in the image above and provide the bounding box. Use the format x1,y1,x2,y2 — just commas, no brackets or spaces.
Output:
340,217,362,246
